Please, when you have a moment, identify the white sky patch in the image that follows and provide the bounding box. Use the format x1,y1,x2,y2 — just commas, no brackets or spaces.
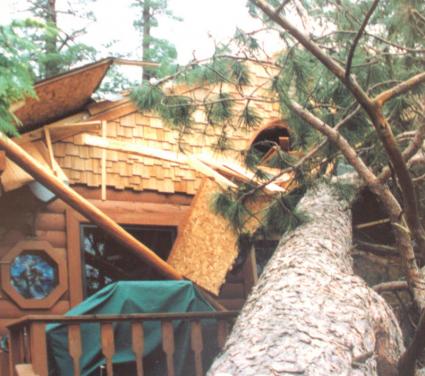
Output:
1,0,283,63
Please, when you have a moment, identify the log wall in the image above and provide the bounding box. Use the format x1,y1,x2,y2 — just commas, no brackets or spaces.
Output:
0,189,69,336
0,186,252,337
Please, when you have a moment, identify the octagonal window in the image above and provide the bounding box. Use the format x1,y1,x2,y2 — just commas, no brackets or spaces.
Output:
10,251,58,300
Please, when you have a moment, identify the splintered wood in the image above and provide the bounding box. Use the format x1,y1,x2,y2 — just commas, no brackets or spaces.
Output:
167,178,239,295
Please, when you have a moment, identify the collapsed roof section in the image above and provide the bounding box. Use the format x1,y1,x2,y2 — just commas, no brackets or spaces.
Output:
14,58,158,132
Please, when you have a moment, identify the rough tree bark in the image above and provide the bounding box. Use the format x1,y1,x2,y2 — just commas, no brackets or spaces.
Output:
208,183,404,376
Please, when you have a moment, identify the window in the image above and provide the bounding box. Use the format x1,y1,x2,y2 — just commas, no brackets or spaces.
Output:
80,225,177,296
10,251,58,299
0,240,68,309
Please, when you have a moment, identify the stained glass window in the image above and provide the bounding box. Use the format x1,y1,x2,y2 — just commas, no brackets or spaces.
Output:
10,252,58,300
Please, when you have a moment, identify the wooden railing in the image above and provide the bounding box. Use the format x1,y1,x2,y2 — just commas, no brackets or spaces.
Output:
7,311,238,376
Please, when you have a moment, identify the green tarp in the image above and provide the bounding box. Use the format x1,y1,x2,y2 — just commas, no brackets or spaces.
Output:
47,281,217,376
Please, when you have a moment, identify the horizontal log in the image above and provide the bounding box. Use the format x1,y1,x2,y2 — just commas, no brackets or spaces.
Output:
225,270,245,283
35,213,66,231
87,200,189,226
219,283,245,299
218,299,246,311
46,199,67,214
0,300,70,319
35,230,66,248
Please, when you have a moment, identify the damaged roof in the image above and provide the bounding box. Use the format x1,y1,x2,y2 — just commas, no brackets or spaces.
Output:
14,58,159,132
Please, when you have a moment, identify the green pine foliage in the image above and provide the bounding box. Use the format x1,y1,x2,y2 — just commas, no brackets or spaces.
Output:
239,103,261,129
134,0,425,261
132,0,181,80
21,0,97,79
0,21,39,135
206,92,234,125
130,83,164,112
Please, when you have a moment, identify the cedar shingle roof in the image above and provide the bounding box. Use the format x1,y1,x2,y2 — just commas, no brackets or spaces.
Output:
47,62,281,195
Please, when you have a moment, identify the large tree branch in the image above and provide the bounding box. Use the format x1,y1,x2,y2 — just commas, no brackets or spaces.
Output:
345,0,380,79
374,71,425,106
379,114,425,182
289,100,425,309
251,0,425,263
373,281,408,293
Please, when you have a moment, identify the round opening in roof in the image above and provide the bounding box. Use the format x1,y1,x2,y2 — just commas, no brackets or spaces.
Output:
250,119,291,155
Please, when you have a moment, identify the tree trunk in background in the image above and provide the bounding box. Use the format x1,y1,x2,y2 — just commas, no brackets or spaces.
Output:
44,0,60,78
142,0,152,82
208,183,404,376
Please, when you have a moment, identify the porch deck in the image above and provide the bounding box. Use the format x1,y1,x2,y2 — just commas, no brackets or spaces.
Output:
7,311,238,376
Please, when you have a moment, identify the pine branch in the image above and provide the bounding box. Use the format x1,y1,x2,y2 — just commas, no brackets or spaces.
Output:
287,100,425,309
374,72,425,106
379,114,425,182
250,0,425,274
373,281,408,293
345,0,380,80
314,30,425,54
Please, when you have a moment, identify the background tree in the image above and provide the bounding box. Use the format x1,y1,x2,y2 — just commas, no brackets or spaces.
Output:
23,0,97,78
131,0,425,373
131,0,181,81
0,21,38,134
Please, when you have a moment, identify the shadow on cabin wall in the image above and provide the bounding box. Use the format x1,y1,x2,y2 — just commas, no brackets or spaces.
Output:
0,186,43,241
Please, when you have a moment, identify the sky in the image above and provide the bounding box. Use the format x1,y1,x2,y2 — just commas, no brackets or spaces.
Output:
0,0,279,65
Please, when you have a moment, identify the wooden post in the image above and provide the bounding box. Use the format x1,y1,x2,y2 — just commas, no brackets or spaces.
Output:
242,247,258,298
190,320,203,376
101,121,107,201
101,323,115,376
0,150,5,176
161,321,175,376
68,324,82,376
131,322,144,376
29,322,48,376
8,327,24,376
66,209,84,306
217,320,229,350
0,133,182,280
0,350,9,376
43,128,58,175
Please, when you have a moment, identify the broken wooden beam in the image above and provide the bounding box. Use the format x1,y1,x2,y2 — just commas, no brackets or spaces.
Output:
82,134,237,189
0,133,182,280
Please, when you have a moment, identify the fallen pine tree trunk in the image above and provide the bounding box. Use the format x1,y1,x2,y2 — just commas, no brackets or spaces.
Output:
208,183,404,376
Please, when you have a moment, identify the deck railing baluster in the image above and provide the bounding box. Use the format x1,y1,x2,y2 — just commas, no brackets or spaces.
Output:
7,311,238,376
8,327,24,376
131,321,144,376
217,320,229,350
29,322,48,376
161,320,175,376
100,322,115,376
190,320,203,376
68,324,82,376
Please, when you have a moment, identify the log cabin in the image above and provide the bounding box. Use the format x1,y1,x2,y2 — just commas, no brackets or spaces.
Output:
0,58,291,375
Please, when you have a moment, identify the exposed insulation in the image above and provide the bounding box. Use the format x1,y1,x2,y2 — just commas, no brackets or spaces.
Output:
167,178,239,295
